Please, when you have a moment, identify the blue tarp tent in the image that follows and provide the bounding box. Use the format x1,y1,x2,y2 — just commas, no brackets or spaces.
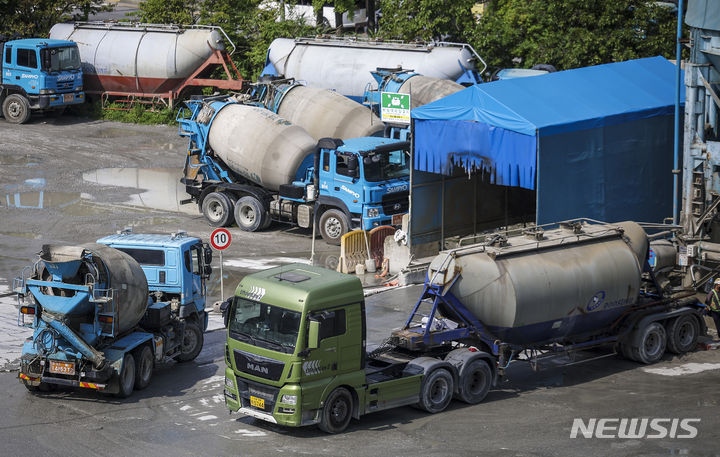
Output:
412,56,682,225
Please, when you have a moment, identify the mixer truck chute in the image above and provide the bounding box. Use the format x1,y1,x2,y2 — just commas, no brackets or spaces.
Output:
177,96,410,244
222,220,706,433
14,231,211,397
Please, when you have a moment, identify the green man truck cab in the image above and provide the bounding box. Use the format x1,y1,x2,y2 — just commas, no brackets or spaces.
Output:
223,264,497,433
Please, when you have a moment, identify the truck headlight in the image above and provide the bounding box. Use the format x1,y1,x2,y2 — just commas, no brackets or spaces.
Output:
367,208,379,218
39,89,56,95
75,86,83,92
281,394,297,405
225,376,235,390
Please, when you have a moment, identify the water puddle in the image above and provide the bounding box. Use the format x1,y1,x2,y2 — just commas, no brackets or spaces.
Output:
82,167,196,214
2,191,83,210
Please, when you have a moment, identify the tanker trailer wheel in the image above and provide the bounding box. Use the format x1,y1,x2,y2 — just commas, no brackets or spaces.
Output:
319,209,349,245
666,314,699,354
456,359,492,404
630,322,667,364
134,345,154,390
2,94,31,124
416,368,454,413
117,353,136,398
234,196,267,232
177,321,203,362
202,192,235,227
318,387,353,434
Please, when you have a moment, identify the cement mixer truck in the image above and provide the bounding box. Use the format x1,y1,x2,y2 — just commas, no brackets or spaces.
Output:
14,230,212,397
178,96,410,244
222,220,706,433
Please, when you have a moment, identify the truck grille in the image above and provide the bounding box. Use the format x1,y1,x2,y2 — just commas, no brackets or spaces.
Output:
381,191,409,215
56,82,74,91
233,349,284,381
239,379,279,413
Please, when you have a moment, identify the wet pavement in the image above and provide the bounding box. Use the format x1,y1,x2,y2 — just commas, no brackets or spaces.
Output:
1,114,720,455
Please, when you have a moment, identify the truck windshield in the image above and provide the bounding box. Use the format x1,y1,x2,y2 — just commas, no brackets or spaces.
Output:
228,297,301,354
362,148,410,182
41,46,81,72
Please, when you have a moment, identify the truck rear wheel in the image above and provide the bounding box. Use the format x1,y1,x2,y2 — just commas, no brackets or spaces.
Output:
417,368,454,413
117,354,136,398
630,322,667,364
2,94,31,124
318,387,353,434
319,209,349,245
177,321,203,362
134,345,154,390
234,196,267,232
666,314,699,354
202,192,234,227
456,359,491,404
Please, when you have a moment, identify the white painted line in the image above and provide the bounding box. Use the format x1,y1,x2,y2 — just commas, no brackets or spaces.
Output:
643,362,720,376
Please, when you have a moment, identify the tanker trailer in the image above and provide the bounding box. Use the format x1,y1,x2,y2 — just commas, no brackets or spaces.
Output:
265,37,485,101
49,22,244,107
178,96,410,244
252,79,384,140
222,220,706,433
15,231,212,397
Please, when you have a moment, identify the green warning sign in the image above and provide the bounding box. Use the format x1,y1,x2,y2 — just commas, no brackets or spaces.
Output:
380,92,411,125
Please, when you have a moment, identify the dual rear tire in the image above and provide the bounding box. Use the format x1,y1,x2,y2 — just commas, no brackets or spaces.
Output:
201,192,270,231
621,314,699,364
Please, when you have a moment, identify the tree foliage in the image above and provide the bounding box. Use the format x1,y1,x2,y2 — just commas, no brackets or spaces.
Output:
137,0,198,24
474,0,678,71
0,0,113,37
377,0,477,42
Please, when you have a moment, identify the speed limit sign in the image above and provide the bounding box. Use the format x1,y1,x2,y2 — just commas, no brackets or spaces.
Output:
210,228,232,250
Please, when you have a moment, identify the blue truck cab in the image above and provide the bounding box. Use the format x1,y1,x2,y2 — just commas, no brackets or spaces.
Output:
178,98,410,244
1,38,84,123
15,231,212,397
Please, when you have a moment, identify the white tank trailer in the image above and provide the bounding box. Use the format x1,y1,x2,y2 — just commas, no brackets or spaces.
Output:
428,221,649,346
49,22,226,95
395,75,464,109
274,83,383,140
204,102,317,191
267,37,482,99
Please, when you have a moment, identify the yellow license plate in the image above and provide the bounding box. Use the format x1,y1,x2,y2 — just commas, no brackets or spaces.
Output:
249,395,265,409
49,360,75,375
63,94,74,103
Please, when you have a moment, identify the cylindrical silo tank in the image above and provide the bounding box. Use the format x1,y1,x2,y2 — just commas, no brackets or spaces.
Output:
49,22,225,94
276,84,383,140
428,221,648,346
207,102,317,191
268,37,480,99
35,243,149,335
397,75,463,108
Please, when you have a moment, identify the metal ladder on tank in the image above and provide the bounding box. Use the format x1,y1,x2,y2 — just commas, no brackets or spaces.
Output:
87,273,117,338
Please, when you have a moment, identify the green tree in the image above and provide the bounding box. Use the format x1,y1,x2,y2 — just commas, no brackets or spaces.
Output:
137,0,198,24
0,0,113,37
376,0,477,42
474,0,677,72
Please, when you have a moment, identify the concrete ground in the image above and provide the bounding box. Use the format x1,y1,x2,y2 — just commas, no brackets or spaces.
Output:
1,114,720,455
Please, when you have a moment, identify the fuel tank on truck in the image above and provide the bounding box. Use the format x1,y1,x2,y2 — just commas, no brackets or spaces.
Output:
397,75,463,108
275,84,383,140
267,37,482,99
36,243,149,335
206,102,317,191
49,22,225,94
428,221,649,346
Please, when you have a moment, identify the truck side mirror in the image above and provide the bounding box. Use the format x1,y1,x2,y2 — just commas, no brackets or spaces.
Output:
203,244,213,265
202,265,213,278
308,319,320,349
347,156,358,178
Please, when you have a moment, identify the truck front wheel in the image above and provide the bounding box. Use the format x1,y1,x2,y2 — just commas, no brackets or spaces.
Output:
318,387,353,434
202,192,235,227
2,94,31,124
117,354,136,398
319,209,349,245
177,321,203,362
417,368,454,413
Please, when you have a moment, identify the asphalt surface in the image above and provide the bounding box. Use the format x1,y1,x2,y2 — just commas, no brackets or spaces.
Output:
1,114,720,456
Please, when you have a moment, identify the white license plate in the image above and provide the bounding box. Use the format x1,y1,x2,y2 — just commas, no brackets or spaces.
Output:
49,360,75,375
63,94,74,103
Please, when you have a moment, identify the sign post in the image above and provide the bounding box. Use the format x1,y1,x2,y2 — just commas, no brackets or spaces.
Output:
210,228,232,302
379,92,411,125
